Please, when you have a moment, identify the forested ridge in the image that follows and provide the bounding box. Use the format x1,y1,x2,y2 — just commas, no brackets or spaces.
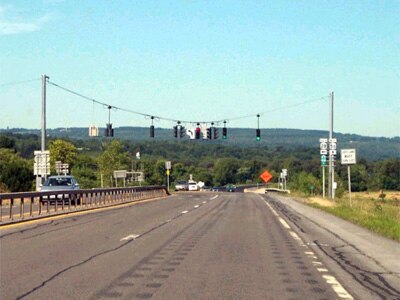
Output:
0,129,399,194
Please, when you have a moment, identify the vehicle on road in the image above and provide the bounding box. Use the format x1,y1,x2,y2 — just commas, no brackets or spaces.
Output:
174,180,188,191
188,182,199,191
226,184,236,192
40,175,80,205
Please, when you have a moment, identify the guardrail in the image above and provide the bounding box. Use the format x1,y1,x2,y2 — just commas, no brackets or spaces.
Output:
0,186,168,225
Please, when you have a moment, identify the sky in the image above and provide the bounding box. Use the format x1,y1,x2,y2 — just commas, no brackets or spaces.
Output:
0,0,399,137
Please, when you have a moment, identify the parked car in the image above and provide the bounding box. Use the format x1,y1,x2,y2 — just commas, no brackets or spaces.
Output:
40,175,80,204
175,180,188,191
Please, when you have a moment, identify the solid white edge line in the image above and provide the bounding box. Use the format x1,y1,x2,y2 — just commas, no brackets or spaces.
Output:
262,196,354,300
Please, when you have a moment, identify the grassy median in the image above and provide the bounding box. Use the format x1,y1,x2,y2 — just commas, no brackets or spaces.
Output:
298,191,400,241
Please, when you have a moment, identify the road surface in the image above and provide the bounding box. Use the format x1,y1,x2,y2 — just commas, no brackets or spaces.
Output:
1,192,399,299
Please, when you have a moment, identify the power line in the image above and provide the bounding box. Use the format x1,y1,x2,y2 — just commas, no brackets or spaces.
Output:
47,79,328,126
0,78,40,88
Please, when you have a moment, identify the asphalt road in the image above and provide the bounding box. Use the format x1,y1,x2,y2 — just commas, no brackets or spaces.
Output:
1,192,398,299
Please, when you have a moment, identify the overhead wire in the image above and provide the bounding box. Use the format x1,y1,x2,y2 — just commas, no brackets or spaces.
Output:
47,79,328,126
0,78,40,87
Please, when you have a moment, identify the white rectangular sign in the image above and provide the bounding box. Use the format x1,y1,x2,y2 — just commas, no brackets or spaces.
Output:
319,138,328,143
329,150,337,155
320,149,328,155
341,149,356,165
165,161,172,170
329,138,337,143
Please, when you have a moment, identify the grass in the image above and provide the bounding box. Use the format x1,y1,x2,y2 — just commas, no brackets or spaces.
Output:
299,191,400,241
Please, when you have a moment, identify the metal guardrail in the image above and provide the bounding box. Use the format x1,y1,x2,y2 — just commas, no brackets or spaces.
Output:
0,186,168,225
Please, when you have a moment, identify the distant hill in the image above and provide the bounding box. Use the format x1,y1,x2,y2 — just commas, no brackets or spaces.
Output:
1,127,399,161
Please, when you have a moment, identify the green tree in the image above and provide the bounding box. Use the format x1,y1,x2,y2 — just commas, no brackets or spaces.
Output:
98,140,130,187
71,154,98,188
48,139,78,172
0,149,34,192
213,158,240,186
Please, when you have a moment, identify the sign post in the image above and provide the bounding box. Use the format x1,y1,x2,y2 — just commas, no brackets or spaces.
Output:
341,149,356,207
320,138,328,198
165,161,171,192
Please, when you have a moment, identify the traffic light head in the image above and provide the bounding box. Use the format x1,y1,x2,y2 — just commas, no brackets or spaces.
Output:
195,127,201,139
206,127,212,139
150,125,155,138
105,123,114,137
173,126,178,138
179,126,185,138
222,127,227,139
213,127,218,139
256,129,261,141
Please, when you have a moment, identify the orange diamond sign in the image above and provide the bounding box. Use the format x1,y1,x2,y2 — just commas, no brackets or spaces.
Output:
260,170,273,183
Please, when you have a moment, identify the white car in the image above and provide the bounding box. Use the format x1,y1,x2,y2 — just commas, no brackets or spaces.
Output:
188,182,198,191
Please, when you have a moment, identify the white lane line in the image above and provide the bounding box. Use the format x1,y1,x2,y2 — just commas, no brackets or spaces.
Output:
262,197,354,300
202,201,207,204
181,210,189,214
264,201,279,216
194,205,200,208
210,195,219,200
323,275,354,299
120,234,140,242
279,217,291,229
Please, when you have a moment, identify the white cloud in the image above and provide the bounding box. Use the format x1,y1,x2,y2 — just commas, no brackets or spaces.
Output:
0,5,51,35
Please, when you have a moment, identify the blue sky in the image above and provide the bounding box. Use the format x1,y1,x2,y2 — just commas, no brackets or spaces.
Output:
0,0,399,137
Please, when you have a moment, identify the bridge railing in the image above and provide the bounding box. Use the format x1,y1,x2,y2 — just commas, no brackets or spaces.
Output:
0,186,168,225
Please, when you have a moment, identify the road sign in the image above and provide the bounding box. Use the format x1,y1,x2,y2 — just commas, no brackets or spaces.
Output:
260,170,273,183
282,169,287,177
329,138,337,143
319,138,328,143
320,149,328,155
320,143,328,150
33,150,50,176
165,161,171,170
329,150,337,155
329,143,337,150
341,149,356,165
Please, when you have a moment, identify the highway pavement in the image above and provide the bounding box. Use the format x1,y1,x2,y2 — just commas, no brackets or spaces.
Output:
1,192,399,299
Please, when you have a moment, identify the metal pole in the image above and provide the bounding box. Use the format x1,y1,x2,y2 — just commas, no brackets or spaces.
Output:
331,92,335,199
41,75,49,183
348,165,352,207
167,173,170,192
328,91,334,199
41,74,48,152
322,166,325,198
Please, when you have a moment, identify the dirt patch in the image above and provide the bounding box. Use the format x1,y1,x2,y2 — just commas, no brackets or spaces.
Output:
306,197,336,208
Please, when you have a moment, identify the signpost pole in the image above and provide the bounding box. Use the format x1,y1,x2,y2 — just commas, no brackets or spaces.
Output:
348,165,352,207
322,166,325,199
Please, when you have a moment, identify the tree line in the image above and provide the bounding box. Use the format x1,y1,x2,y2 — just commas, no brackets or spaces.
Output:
0,133,399,194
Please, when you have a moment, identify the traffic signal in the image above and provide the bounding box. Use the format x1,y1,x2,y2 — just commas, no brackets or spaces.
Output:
206,127,212,139
150,125,155,138
195,127,201,139
105,123,114,137
173,126,178,138
256,129,261,141
213,127,218,139
222,127,227,139
179,126,186,138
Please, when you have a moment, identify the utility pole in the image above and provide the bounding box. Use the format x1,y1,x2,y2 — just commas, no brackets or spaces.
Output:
328,91,334,199
41,74,49,152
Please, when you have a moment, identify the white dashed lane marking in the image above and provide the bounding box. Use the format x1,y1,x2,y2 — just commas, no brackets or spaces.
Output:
263,198,354,300
181,210,189,214
194,205,200,208
120,234,140,242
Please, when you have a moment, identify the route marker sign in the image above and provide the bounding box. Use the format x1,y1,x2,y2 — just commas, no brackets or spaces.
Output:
260,170,273,183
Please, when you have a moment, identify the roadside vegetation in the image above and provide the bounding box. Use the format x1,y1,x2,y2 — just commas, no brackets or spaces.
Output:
1,132,399,240
294,191,400,241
